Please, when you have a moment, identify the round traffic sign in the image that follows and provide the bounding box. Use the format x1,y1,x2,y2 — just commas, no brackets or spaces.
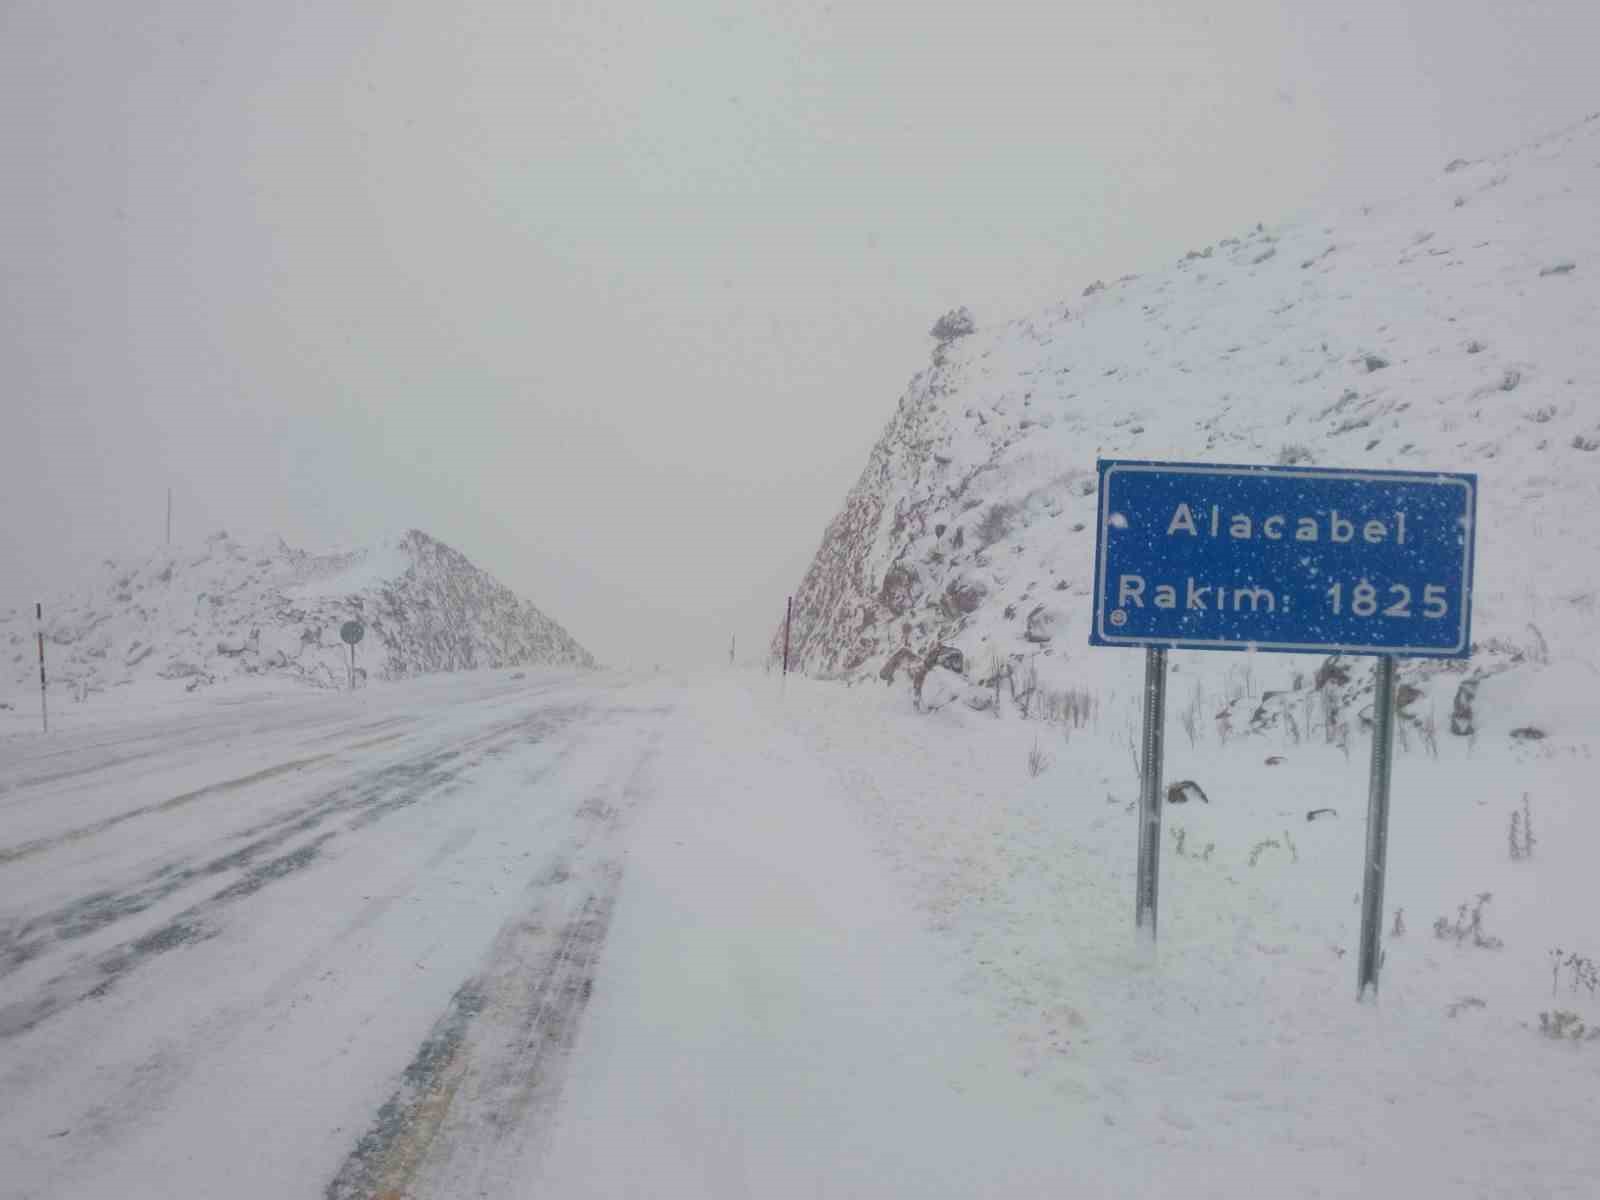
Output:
340,620,365,646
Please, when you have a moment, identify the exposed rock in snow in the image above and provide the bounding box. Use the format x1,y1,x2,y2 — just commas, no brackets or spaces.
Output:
1023,604,1061,644
2,529,594,700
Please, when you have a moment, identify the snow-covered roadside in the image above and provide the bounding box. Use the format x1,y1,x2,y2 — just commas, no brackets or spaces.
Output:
757,671,1600,1198
535,676,1102,1198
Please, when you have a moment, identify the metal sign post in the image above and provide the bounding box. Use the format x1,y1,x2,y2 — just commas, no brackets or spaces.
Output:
36,602,48,734
1136,646,1168,939
1090,460,1476,989
1358,656,1397,999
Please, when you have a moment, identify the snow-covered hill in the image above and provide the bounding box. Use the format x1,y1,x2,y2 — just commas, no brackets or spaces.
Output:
780,112,1600,736
1,529,594,703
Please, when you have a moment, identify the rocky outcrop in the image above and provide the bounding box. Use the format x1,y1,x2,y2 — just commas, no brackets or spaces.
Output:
774,112,1600,735
2,529,594,698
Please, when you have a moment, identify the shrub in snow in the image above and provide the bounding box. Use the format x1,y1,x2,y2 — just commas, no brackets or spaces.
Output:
929,307,976,343
1178,689,1202,748
1026,740,1050,777
1012,659,1040,717
1247,837,1282,867
1419,709,1441,758
1433,892,1503,949
1536,1011,1600,1042
940,574,988,617
1548,949,1597,1000
975,502,1017,548
1038,686,1095,729
1509,793,1536,860
1451,674,1480,736
1168,826,1215,861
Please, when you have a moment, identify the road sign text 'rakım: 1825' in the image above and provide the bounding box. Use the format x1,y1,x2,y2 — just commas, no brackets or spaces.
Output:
1090,460,1477,657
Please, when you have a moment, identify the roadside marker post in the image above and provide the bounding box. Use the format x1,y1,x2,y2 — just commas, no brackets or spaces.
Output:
782,596,792,676
1090,460,1476,998
36,602,48,734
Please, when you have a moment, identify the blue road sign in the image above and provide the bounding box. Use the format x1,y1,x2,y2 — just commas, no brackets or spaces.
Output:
1090,460,1476,657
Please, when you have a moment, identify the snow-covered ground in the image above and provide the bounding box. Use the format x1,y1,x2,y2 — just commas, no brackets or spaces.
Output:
758,673,1600,1198
3,666,1596,1197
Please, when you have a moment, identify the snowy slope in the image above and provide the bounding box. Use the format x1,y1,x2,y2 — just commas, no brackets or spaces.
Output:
779,113,1600,736
0,529,594,704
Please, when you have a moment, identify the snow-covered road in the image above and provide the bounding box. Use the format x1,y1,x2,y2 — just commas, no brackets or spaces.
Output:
1,671,1076,1199
3,670,668,1198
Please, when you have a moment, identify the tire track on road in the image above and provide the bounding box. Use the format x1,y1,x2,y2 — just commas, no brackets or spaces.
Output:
0,753,338,867
0,706,590,1039
325,740,657,1200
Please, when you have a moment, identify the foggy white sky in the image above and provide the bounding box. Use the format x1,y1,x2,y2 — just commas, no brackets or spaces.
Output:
3,1,1595,667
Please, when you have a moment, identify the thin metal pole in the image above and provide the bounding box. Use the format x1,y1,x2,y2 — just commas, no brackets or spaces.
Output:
1358,655,1398,1000
782,597,792,676
36,602,49,734
1136,646,1168,939
166,488,172,546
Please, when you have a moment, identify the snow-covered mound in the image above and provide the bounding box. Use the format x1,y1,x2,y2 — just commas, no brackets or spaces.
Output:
1,529,594,701
780,113,1600,735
